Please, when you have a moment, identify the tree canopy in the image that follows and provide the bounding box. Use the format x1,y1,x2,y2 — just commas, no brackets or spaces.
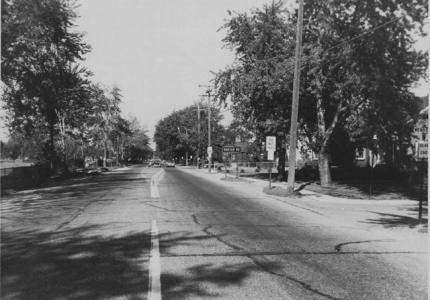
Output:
1,0,153,170
214,0,427,185
154,104,225,163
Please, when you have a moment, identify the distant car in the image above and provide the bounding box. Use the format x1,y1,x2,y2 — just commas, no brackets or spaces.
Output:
165,161,175,168
152,162,161,168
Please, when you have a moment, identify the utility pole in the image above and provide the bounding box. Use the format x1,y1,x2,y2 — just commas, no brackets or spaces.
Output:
207,90,212,173
286,0,304,193
199,85,213,173
197,102,201,167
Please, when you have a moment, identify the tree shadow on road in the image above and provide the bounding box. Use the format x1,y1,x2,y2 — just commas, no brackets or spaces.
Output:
363,209,428,231
1,226,152,300
1,225,286,300
2,169,148,197
161,262,276,299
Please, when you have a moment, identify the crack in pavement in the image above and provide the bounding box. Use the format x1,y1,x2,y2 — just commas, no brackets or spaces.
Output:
202,225,242,251
144,203,170,211
334,239,396,252
55,192,115,230
191,214,201,225
160,250,425,257
200,225,342,300
247,255,343,300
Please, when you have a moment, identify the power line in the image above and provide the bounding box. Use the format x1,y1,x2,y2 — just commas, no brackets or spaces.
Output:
199,15,405,120
285,14,405,72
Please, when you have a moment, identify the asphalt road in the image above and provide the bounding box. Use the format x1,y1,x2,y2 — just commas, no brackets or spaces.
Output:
1,165,427,299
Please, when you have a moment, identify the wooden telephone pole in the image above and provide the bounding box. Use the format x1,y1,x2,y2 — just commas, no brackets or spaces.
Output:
286,0,304,193
199,85,213,173
197,102,201,167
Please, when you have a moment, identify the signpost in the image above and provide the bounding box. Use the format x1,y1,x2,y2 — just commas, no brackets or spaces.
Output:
266,136,276,152
207,146,213,173
222,146,241,153
416,141,428,159
222,146,241,178
416,141,428,222
369,152,378,199
265,136,276,188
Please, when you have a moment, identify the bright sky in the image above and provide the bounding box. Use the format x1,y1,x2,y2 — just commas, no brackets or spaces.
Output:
74,0,275,147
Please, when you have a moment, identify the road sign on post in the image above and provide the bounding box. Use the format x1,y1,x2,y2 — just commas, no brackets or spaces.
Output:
370,152,378,168
266,136,276,151
416,141,428,222
223,146,241,153
416,141,428,159
266,136,276,161
207,146,213,156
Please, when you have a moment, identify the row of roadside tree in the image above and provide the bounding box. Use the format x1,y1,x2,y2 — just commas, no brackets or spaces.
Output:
1,0,152,173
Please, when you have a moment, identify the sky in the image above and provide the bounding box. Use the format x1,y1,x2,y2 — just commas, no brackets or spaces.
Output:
73,0,276,147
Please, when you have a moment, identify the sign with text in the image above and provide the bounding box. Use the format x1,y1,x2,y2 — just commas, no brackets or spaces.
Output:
222,146,241,153
416,141,428,159
266,136,276,151
207,146,213,156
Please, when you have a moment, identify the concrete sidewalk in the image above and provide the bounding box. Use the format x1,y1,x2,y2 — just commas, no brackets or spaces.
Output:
178,166,428,253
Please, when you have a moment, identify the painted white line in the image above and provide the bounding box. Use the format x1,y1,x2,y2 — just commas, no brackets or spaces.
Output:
148,220,161,300
150,176,160,198
150,170,163,198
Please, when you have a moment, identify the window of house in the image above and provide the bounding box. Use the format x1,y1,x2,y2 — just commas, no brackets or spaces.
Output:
355,148,366,160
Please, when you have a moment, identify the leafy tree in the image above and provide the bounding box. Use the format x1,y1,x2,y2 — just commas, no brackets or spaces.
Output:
154,104,225,163
123,117,152,163
1,0,91,170
81,84,122,167
298,0,427,185
215,0,427,186
214,2,296,177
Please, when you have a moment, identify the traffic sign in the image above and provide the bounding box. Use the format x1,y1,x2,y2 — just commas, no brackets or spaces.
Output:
207,146,213,156
416,141,428,159
222,145,241,153
266,136,276,151
370,153,378,168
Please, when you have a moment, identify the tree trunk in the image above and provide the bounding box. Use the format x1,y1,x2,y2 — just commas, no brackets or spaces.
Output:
62,155,69,175
103,141,107,168
277,142,286,180
49,123,56,172
116,148,119,166
318,151,331,187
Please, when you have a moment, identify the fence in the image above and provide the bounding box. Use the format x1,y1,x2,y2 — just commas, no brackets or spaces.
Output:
236,161,277,170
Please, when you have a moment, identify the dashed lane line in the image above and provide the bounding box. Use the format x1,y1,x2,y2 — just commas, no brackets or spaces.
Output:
150,169,164,198
148,220,161,300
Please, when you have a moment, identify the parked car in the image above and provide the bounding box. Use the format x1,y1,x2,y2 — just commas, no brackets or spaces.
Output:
165,161,175,168
148,159,162,167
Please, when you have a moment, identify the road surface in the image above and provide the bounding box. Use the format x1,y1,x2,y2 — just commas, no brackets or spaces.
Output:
1,165,427,299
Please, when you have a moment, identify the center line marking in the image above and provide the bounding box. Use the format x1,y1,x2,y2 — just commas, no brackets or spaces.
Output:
150,171,162,198
148,220,161,300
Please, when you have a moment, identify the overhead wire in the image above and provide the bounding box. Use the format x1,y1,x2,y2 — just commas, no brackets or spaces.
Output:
202,14,406,114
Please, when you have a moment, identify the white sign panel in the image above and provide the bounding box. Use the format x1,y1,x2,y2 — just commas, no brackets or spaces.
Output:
207,146,213,156
266,136,276,152
267,150,274,161
416,141,428,159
